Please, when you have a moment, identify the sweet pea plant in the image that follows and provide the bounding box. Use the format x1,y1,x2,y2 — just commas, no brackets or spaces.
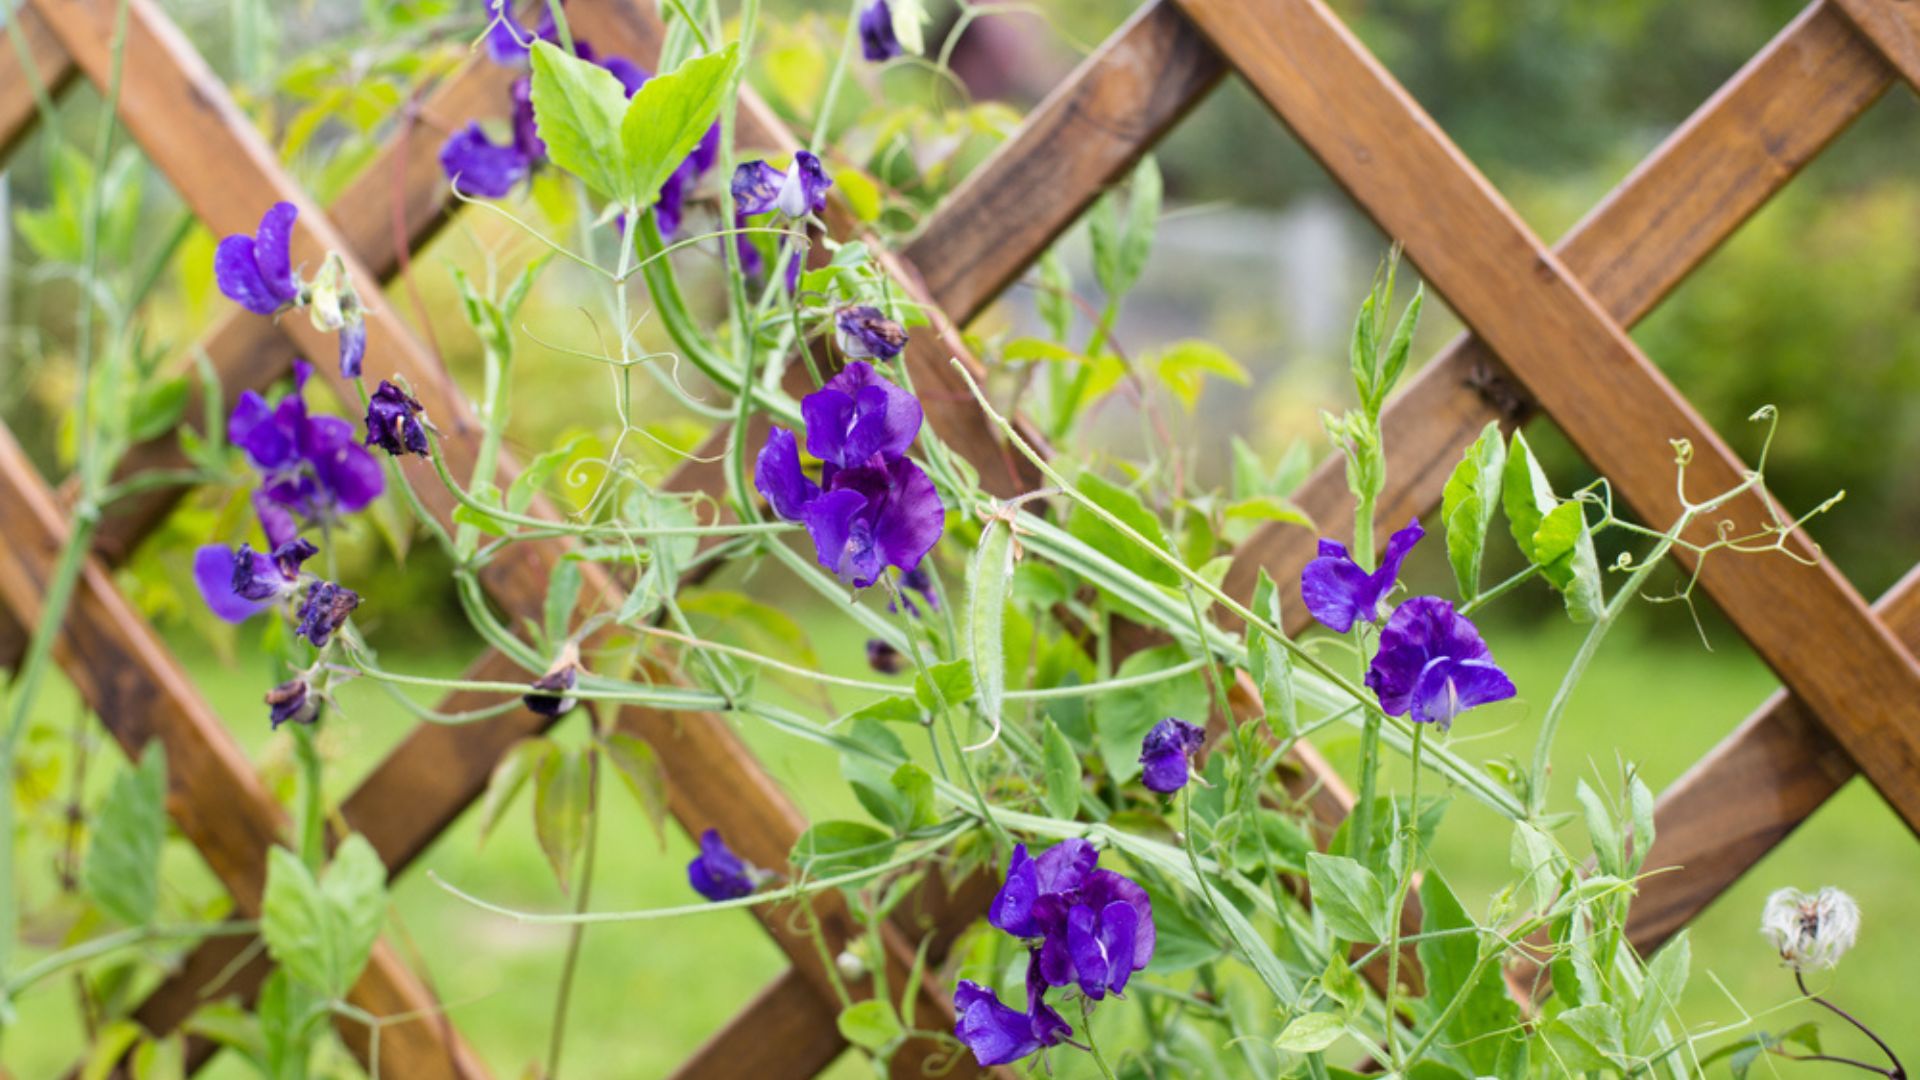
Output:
7,1,1904,1076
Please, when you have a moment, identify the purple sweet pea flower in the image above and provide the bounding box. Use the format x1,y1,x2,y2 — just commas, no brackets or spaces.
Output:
952,972,1072,1067
193,545,270,624
231,370,385,523
733,151,833,220
802,362,923,467
1365,596,1516,731
294,580,360,648
753,366,944,588
687,829,758,901
858,0,905,62
439,124,534,198
365,380,430,457
987,840,1156,1002
1301,517,1424,634
835,306,908,360
1139,717,1206,794
1067,900,1140,999
266,678,318,729
231,538,318,601
215,202,301,316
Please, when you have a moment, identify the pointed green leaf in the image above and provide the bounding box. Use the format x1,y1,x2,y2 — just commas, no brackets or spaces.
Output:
529,41,634,201
1093,644,1208,783
837,999,902,1050
1440,421,1506,600
86,745,167,926
618,44,740,212
1275,1011,1347,1053
1305,852,1390,943
913,659,974,712
533,745,591,890
543,558,583,649
318,834,386,996
1041,717,1082,821
602,732,670,850
477,737,548,848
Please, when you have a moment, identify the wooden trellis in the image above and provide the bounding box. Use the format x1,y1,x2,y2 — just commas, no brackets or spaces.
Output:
0,0,1915,1075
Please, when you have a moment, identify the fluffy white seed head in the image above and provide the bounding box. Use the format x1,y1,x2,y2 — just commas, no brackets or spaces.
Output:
1760,886,1860,971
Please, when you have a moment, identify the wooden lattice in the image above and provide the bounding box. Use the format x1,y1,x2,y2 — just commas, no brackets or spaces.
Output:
1,0,1917,1076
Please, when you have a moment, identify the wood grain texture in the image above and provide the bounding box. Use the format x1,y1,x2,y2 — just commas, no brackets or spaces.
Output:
0,427,488,1079
0,3,75,159
904,0,1225,321
1223,0,1894,633
1833,0,1920,88
1181,0,1920,839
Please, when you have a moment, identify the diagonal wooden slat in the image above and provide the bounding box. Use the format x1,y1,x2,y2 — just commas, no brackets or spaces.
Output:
0,2,74,158
0,427,488,1077
1174,0,1920,840
1833,0,1920,86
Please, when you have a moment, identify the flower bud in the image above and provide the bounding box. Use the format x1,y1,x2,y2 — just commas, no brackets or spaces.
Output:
1761,886,1859,971
525,642,581,718
835,948,868,982
265,678,318,729
866,638,904,676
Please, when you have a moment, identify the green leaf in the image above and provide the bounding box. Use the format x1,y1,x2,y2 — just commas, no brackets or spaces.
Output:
618,44,740,212
1140,884,1219,974
889,763,939,831
1440,421,1506,600
1092,644,1208,784
87,745,167,926
1502,431,1602,621
846,695,923,725
1628,772,1656,873
1374,284,1424,409
316,835,386,998
1248,570,1298,738
1418,875,1520,1075
1041,717,1082,821
1629,930,1689,1052
129,377,191,443
1067,472,1178,589
533,745,591,890
1545,1003,1626,1072
1222,494,1314,529
77,1021,144,1080
1003,336,1083,365
257,969,323,1080
477,738,549,848
791,820,894,875
1509,820,1564,913
543,559,583,649
1090,156,1160,297
1152,340,1249,412
261,850,335,996
507,433,593,514
913,659,974,712
602,733,670,850
1275,1011,1347,1053
1320,951,1365,1018
1036,248,1073,341
1576,779,1624,877
529,41,634,202
836,999,902,1051
1305,852,1390,943
965,517,1014,740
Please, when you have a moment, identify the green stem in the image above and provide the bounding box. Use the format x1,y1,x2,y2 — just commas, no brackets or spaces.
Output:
291,723,326,872
1081,996,1121,1080
544,752,600,1079
810,0,863,154
3,919,259,997
1382,722,1423,1069
1348,625,1380,872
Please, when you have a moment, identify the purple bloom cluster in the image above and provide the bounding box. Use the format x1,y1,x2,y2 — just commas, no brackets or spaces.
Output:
1139,717,1205,794
956,839,1156,1066
1301,519,1516,730
214,204,366,377
754,363,944,588
687,829,760,901
445,2,721,238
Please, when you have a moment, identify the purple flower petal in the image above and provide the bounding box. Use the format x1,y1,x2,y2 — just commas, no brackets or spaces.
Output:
194,545,268,623
988,844,1039,937
253,203,301,308
1068,900,1138,999
337,317,366,379
687,829,757,901
952,981,1044,1066
1410,656,1516,731
214,235,284,316
731,160,785,218
483,0,534,65
800,487,871,581
600,55,649,96
1301,518,1426,633
440,123,534,199
871,457,943,579
365,380,430,457
753,427,821,520
300,416,386,512
1139,716,1206,794
1366,596,1510,728
858,0,905,61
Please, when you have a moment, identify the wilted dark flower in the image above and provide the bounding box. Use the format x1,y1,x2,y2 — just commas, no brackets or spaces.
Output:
294,580,360,648
1139,717,1205,794
1364,596,1515,730
891,564,939,617
364,380,430,457
215,202,300,316
231,538,318,601
857,0,904,62
866,638,904,675
687,829,758,901
1301,517,1423,633
193,545,270,624
835,306,908,360
732,151,832,220
753,365,943,588
266,678,318,729
524,647,580,718
1761,886,1860,971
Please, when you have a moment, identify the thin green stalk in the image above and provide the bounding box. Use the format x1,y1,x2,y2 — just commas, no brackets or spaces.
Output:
3,919,259,996
1081,996,1121,1080
544,753,601,1079
887,579,1008,850
1349,625,1380,872
1383,722,1423,1069
810,0,863,154
290,723,326,872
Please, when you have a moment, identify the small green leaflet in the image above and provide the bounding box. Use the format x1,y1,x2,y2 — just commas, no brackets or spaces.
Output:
261,835,387,998
543,558,583,650
530,41,739,208
86,745,168,926
1090,155,1160,299
1304,851,1390,943
1275,1011,1347,1053
964,516,1015,748
1440,421,1505,601
534,745,591,890
602,732,670,850
913,659,974,712
1041,717,1082,820
1248,569,1298,738
1151,340,1249,412
477,737,548,848
837,999,902,1051
1502,430,1603,621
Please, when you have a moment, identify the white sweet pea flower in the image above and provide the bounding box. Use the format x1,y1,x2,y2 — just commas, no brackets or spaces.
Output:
1761,886,1859,971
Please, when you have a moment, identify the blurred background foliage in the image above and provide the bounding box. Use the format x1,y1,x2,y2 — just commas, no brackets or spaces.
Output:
1,0,1916,1073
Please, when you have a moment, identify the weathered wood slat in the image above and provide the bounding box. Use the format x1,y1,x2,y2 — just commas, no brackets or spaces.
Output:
0,2,75,158
1178,0,1920,837
0,426,488,1078
1832,0,1920,88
